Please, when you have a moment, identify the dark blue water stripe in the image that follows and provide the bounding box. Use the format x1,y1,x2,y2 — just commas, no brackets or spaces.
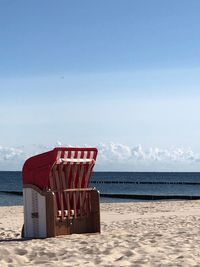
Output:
100,194,200,200
91,181,200,185
0,191,23,195
2,191,200,200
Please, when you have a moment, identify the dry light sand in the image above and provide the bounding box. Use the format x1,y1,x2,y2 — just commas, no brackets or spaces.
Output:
1,200,200,266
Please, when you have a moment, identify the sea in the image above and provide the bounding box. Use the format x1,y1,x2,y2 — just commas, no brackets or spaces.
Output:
1,171,200,206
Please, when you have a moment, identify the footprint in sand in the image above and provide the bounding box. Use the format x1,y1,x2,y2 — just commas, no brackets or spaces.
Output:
14,248,28,256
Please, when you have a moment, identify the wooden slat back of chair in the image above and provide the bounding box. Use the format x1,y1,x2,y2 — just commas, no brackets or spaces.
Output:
49,149,96,219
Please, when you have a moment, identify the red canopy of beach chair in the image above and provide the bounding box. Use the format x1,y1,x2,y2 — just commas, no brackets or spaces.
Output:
22,147,98,191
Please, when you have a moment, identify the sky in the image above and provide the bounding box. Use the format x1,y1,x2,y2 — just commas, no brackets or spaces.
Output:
1,0,200,171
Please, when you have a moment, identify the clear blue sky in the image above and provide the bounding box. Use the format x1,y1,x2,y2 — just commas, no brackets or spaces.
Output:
1,0,200,170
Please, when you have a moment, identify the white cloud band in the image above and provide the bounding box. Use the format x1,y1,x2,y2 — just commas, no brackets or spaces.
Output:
0,142,199,171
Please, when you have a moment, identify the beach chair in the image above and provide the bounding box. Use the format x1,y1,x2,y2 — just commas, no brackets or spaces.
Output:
22,147,100,238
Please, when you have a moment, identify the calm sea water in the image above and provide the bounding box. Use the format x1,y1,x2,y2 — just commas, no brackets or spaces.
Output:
1,171,200,206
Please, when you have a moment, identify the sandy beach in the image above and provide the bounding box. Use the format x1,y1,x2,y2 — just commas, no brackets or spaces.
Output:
1,200,200,266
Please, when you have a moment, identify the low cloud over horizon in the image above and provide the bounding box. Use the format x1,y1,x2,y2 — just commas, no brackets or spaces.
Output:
0,142,200,172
